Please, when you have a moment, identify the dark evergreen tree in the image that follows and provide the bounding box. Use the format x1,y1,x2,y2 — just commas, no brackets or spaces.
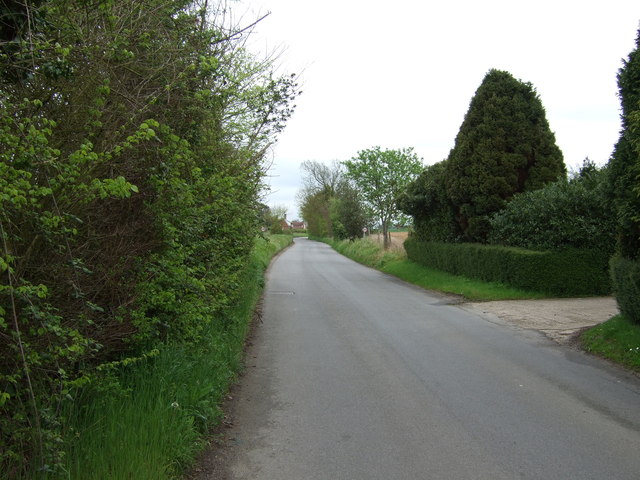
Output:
444,69,566,242
610,29,640,260
397,160,461,242
609,28,640,323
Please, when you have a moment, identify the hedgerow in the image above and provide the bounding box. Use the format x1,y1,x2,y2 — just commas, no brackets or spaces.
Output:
404,237,610,297
0,1,298,476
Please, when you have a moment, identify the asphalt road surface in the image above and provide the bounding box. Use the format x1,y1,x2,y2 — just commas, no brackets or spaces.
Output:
224,238,640,479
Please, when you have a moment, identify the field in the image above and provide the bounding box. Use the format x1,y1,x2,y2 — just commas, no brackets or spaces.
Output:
368,231,409,251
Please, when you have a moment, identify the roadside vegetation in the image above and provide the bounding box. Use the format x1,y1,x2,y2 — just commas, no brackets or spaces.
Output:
582,316,640,373
580,30,640,371
61,234,292,479
326,237,545,302
0,0,298,476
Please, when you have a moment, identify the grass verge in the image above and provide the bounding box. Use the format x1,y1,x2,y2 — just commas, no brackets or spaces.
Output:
60,234,292,480
581,315,640,372
325,237,547,301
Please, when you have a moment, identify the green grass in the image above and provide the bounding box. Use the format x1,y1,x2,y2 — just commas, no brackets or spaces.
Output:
326,237,546,301
380,259,546,301
581,315,640,372
330,237,406,269
59,234,292,480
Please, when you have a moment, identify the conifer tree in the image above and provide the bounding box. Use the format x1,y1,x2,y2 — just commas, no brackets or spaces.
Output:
445,69,566,242
610,29,640,260
609,28,640,323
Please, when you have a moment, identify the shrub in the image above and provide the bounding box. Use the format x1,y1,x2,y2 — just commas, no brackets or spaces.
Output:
610,256,640,324
404,237,610,296
489,162,616,255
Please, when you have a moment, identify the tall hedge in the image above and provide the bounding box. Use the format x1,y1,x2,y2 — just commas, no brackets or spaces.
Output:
0,0,298,475
609,28,640,323
444,69,566,242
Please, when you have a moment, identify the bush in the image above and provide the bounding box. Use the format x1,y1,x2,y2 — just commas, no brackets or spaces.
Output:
489,163,616,255
404,237,610,296
609,256,640,323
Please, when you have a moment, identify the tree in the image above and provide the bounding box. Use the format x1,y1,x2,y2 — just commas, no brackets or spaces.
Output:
608,28,640,323
297,161,341,237
610,30,640,261
343,147,423,249
301,189,333,237
299,159,342,195
266,205,288,233
397,160,461,242
297,160,367,239
331,180,368,240
444,69,566,242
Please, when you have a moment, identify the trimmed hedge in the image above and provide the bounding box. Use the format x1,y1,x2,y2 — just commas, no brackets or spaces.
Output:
404,237,611,296
610,256,640,323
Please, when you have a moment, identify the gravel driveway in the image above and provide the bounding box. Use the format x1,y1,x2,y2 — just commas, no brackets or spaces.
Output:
464,297,619,344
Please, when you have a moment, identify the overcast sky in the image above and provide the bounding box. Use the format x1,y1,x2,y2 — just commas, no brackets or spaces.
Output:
240,0,640,219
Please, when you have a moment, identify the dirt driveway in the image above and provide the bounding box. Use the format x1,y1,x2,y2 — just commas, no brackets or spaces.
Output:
464,297,619,345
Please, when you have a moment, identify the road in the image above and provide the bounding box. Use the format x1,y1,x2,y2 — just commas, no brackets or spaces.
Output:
219,238,640,479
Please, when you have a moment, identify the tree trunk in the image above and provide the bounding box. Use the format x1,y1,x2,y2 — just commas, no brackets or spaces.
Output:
382,221,391,250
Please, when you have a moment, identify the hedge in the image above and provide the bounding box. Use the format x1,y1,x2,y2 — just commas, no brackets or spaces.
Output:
610,256,640,323
404,237,611,296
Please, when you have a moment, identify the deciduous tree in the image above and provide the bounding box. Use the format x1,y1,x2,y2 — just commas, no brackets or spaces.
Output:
343,147,423,248
298,160,367,239
331,180,368,240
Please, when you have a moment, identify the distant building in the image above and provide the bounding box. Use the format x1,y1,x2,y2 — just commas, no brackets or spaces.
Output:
280,219,292,231
290,220,306,230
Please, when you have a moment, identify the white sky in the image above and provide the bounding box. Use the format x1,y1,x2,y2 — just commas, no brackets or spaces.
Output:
240,0,640,219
